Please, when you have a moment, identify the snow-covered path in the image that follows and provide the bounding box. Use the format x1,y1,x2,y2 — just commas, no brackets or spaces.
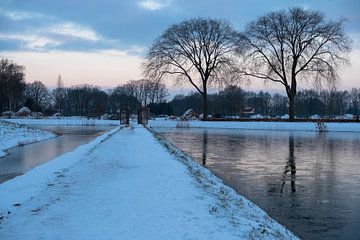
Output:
0,125,297,240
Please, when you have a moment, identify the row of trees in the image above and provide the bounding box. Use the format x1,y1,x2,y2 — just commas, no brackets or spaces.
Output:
144,7,351,121
166,85,360,118
1,58,359,119
52,79,167,117
0,63,168,117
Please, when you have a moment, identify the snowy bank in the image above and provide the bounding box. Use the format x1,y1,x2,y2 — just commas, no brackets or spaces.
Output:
3,117,119,126
149,119,360,132
0,125,296,239
0,120,56,157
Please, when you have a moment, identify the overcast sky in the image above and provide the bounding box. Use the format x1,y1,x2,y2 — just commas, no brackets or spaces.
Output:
1,0,359,93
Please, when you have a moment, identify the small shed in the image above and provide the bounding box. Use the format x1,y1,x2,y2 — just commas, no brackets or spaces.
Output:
242,107,255,117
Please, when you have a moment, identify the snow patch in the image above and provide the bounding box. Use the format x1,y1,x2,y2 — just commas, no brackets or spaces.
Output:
0,120,56,157
3,117,119,126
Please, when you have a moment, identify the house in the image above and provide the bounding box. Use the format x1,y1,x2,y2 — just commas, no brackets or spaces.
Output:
242,107,255,117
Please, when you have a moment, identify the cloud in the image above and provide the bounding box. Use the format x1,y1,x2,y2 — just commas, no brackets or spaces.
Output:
0,33,61,49
0,20,104,50
0,22,100,50
138,0,170,11
0,7,104,50
48,22,100,41
0,8,50,21
0,20,145,54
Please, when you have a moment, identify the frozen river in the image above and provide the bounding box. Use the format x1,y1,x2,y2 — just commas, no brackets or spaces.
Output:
153,127,360,240
0,125,114,183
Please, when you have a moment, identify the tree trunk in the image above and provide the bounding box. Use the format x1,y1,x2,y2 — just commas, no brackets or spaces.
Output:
288,94,295,121
202,83,208,121
288,135,296,193
202,130,208,165
8,96,12,112
202,94,208,121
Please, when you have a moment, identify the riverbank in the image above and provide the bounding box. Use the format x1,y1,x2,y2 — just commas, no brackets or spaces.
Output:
0,120,55,157
149,119,360,132
2,117,119,126
0,125,296,239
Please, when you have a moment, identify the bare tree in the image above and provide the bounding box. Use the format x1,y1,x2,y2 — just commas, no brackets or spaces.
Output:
148,80,167,104
218,85,245,116
120,79,167,107
0,58,26,112
143,18,239,120
25,81,49,108
53,75,65,114
239,7,351,121
350,88,360,117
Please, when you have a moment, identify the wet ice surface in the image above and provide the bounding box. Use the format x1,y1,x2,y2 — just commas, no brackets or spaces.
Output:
153,127,360,240
0,125,114,183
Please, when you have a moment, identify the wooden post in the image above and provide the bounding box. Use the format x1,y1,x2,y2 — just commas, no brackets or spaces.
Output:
137,107,150,124
120,108,129,125
137,108,142,124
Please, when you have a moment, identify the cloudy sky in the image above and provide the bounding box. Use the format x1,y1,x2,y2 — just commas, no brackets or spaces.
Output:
1,0,359,92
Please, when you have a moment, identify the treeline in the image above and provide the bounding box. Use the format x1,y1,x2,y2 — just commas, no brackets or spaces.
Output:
2,76,360,119
1,59,359,118
52,78,167,117
163,86,360,118
0,60,168,117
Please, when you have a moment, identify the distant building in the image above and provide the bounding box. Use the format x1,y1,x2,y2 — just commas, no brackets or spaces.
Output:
181,108,198,120
242,107,255,117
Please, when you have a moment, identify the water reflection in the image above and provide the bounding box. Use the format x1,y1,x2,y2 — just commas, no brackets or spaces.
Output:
202,130,208,165
281,135,296,194
0,125,114,183
153,127,360,240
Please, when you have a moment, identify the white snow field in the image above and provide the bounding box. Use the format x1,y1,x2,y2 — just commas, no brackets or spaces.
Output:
0,120,55,157
3,117,119,126
0,125,297,240
149,118,360,132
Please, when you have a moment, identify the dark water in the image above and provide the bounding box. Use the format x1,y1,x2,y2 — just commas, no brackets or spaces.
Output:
153,127,360,240
0,125,114,184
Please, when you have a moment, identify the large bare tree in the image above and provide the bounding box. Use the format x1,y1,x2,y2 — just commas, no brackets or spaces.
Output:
143,18,239,120
239,7,351,121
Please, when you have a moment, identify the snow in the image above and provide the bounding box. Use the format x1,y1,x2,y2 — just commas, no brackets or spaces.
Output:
310,114,320,119
0,125,297,239
149,119,360,132
280,114,289,119
0,120,55,157
16,106,31,115
2,117,119,126
335,114,354,120
250,114,264,119
1,111,15,118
